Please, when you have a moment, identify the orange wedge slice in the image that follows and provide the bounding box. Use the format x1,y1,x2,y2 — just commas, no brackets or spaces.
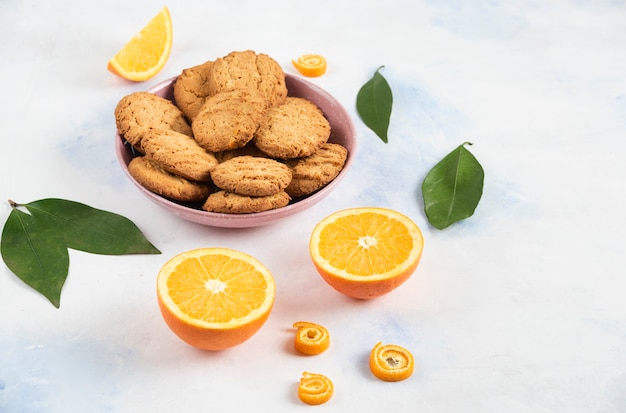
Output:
107,6,173,81
309,207,424,299
156,248,275,351
292,54,327,77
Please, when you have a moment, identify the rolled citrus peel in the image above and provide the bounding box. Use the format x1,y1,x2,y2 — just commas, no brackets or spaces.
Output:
292,54,327,77
298,372,334,405
292,321,330,355
369,342,414,382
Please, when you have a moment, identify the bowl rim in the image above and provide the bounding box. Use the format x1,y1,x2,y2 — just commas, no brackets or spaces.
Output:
115,73,357,228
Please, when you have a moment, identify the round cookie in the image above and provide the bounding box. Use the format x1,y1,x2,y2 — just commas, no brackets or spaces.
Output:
284,143,348,198
115,91,192,151
141,129,218,182
173,60,214,121
214,142,269,163
210,156,292,197
208,50,287,107
192,88,269,152
127,156,211,203
254,97,331,159
202,190,291,214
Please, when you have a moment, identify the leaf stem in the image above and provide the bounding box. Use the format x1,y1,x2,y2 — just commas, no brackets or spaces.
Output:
8,199,20,208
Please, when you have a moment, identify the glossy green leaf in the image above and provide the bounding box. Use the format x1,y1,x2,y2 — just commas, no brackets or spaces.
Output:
356,66,392,143
422,143,484,229
1,208,69,308
22,198,161,255
1,198,160,308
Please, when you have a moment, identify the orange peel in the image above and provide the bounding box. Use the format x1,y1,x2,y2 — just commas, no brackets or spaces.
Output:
292,321,330,355
292,54,327,77
298,372,334,405
369,342,414,382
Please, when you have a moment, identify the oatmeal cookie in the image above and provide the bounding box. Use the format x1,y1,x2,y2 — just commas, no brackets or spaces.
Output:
284,143,348,198
202,190,291,214
172,60,214,121
214,142,269,163
254,97,331,159
141,129,218,182
210,156,292,197
207,50,287,107
115,91,192,151
191,88,269,152
127,156,211,202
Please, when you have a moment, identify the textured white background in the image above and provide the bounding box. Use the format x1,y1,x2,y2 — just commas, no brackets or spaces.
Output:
1,0,625,411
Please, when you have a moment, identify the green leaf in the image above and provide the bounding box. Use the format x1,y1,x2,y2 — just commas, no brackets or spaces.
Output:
1,208,69,308
1,198,161,308
22,198,161,255
422,143,484,229
356,66,393,143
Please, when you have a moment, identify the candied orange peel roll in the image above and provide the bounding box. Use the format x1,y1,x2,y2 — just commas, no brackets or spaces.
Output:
298,372,334,405
292,321,330,355
292,54,327,77
369,342,414,382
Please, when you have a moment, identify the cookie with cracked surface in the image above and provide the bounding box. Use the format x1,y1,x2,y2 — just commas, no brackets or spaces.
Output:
214,142,269,163
284,143,348,198
127,156,211,202
115,92,192,152
210,155,292,197
172,60,214,121
208,50,287,107
141,129,218,182
202,190,291,214
191,88,269,153
254,97,331,159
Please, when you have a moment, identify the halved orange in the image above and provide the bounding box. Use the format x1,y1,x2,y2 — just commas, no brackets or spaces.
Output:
156,248,275,351
292,54,327,77
309,207,424,299
107,6,173,81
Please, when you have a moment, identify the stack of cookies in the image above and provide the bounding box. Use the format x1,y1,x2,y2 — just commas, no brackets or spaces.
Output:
115,50,348,214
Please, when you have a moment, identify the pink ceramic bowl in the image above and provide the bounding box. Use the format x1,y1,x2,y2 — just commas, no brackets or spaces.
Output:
115,74,356,228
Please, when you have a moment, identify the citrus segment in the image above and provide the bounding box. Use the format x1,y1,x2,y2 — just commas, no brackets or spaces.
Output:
298,372,334,405
309,207,424,299
107,6,173,81
369,342,414,382
292,321,330,355
156,248,275,351
292,54,327,77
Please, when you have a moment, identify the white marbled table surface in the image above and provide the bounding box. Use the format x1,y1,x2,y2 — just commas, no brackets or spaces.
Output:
1,1,625,411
